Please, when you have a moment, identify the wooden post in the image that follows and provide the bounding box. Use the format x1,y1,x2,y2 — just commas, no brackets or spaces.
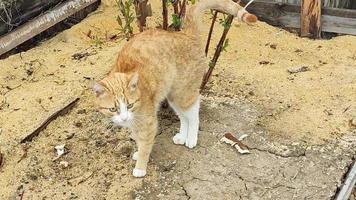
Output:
301,0,322,38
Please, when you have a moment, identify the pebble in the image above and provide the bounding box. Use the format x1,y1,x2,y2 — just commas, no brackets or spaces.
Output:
59,161,69,168
350,117,356,127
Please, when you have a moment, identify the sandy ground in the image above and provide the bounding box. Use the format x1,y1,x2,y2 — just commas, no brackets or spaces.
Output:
0,0,355,199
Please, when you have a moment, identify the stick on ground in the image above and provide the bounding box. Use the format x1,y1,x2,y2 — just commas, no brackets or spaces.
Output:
0,151,3,169
20,98,80,143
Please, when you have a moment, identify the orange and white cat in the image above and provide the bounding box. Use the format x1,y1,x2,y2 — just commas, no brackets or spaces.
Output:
94,0,257,177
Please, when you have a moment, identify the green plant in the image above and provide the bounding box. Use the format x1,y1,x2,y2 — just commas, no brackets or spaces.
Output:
222,38,229,52
116,0,136,40
171,14,181,29
219,14,231,30
167,0,176,6
90,35,104,47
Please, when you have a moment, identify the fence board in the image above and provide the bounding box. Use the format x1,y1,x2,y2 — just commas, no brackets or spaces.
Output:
241,0,356,36
0,0,98,56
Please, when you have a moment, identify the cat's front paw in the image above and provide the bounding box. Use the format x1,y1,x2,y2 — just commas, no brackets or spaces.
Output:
132,151,139,161
173,133,186,145
133,168,146,177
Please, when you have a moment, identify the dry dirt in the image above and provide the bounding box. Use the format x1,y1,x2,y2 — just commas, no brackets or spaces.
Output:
0,0,355,199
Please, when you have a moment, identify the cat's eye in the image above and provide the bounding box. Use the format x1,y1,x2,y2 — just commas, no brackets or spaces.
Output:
127,103,134,109
109,107,117,112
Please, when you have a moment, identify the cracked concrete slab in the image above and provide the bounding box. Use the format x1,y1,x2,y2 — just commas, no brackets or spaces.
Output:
135,96,356,200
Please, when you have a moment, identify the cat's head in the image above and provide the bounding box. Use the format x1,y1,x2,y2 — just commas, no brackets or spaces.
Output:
93,72,141,127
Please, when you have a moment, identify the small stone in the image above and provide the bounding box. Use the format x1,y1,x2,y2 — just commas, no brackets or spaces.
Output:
28,174,38,181
350,117,356,128
74,122,82,128
25,66,34,76
287,66,310,74
95,140,107,148
55,144,65,157
77,109,86,114
59,161,69,168
270,44,277,49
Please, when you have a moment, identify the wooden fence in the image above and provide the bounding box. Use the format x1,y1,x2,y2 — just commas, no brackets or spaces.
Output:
273,0,356,9
241,0,356,38
0,0,99,56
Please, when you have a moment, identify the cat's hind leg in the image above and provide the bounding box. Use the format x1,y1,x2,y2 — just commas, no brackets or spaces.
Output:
168,101,189,145
168,94,200,148
183,96,200,148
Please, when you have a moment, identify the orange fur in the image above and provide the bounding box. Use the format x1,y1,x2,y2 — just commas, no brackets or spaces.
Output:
94,0,257,177
246,14,258,23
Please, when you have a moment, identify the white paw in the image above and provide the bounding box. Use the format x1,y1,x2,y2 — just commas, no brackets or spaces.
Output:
185,135,198,149
173,133,186,145
132,151,138,161
133,168,146,177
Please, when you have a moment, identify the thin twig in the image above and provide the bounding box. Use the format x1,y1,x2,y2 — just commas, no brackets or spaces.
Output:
173,0,179,15
134,0,144,32
19,190,24,200
162,0,168,30
178,0,187,30
0,151,3,169
201,15,234,90
205,11,218,56
20,98,80,143
201,0,241,90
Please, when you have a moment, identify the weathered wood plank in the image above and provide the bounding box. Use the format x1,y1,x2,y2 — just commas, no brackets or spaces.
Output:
241,0,356,36
301,0,322,38
240,1,300,27
323,7,356,18
335,161,356,200
0,0,98,56
0,0,64,36
322,15,356,35
272,0,356,9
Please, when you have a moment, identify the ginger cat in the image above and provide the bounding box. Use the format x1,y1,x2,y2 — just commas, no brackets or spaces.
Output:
94,0,257,177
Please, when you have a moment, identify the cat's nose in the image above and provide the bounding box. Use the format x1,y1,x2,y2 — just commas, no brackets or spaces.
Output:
121,114,128,121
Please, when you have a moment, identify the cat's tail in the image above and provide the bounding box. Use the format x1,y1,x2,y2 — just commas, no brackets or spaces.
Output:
183,0,257,35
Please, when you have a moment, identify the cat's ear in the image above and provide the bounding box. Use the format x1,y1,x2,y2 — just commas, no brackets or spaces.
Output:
128,72,139,92
93,82,105,97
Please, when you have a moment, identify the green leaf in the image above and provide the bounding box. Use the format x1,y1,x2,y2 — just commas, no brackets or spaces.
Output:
116,16,123,26
115,0,136,40
208,62,215,68
172,14,181,28
222,38,230,52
